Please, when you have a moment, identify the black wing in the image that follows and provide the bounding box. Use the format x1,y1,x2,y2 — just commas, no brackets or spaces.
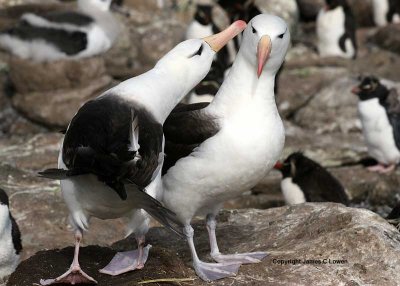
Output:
293,166,349,205
41,94,163,200
339,7,357,58
4,20,87,55
10,214,22,255
36,11,94,26
162,102,219,174
383,88,400,151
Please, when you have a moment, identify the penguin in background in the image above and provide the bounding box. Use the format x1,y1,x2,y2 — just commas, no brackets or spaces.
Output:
352,76,400,173
185,2,233,104
274,152,350,206
316,0,357,59
0,188,22,280
372,0,400,27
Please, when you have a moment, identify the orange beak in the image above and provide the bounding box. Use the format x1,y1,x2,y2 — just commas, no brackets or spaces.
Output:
203,20,247,52
257,35,272,78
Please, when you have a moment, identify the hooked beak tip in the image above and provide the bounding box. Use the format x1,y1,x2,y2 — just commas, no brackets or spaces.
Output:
274,161,283,170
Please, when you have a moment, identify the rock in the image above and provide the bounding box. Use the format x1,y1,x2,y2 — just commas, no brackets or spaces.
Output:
277,66,347,118
9,57,110,94
255,0,299,35
11,75,112,128
295,0,324,22
104,0,189,78
7,204,400,285
370,24,400,56
293,76,360,133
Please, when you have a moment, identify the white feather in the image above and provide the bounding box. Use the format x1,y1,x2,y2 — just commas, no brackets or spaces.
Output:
280,177,306,205
372,0,390,26
316,6,355,59
358,98,400,165
0,205,20,280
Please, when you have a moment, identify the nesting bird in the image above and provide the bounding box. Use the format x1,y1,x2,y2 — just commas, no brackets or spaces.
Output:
372,0,400,27
162,14,289,281
274,152,349,206
38,21,246,285
316,0,357,59
0,188,22,281
185,3,232,104
352,76,400,173
0,0,120,61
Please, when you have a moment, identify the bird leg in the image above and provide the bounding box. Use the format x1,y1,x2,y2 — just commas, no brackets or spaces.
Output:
99,235,151,276
184,224,241,282
40,230,97,285
367,163,396,174
206,214,267,264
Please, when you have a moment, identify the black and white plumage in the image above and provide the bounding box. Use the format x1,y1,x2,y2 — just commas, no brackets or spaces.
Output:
0,188,22,280
274,152,349,206
38,21,245,285
352,76,400,173
185,3,233,104
372,0,400,27
162,14,289,282
0,0,120,61
316,0,357,59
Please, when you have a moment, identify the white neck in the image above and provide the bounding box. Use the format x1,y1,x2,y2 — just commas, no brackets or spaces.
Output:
208,50,278,116
114,67,188,124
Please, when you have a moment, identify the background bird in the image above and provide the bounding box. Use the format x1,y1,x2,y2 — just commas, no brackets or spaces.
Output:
38,21,245,285
316,0,357,59
0,0,120,61
0,188,22,281
372,0,400,27
274,152,350,206
352,76,400,173
162,14,289,282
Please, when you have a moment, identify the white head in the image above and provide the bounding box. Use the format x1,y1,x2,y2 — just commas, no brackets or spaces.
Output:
78,0,112,12
239,14,290,77
156,20,247,96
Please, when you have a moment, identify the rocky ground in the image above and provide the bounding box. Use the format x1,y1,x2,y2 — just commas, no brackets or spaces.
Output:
1,0,400,285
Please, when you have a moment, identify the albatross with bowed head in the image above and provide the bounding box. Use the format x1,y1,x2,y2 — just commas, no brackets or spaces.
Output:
38,20,246,285
162,14,290,281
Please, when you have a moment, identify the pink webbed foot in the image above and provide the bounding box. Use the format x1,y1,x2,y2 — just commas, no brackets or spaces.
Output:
212,251,267,264
367,164,396,174
40,265,97,285
194,260,241,282
99,245,151,276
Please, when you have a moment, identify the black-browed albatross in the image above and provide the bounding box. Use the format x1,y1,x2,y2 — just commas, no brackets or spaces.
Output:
162,14,290,282
0,0,120,61
38,20,246,285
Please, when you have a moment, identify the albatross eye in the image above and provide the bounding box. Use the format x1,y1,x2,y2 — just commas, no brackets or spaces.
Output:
277,33,284,39
251,25,257,34
189,44,203,58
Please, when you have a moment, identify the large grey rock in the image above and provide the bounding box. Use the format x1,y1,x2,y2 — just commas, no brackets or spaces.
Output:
7,204,400,286
277,66,347,118
370,24,400,55
11,75,112,128
293,76,360,133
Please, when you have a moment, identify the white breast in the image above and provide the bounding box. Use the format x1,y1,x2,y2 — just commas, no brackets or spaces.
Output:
281,177,306,205
372,0,389,26
316,7,355,58
358,98,400,164
0,205,20,280
163,105,285,220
